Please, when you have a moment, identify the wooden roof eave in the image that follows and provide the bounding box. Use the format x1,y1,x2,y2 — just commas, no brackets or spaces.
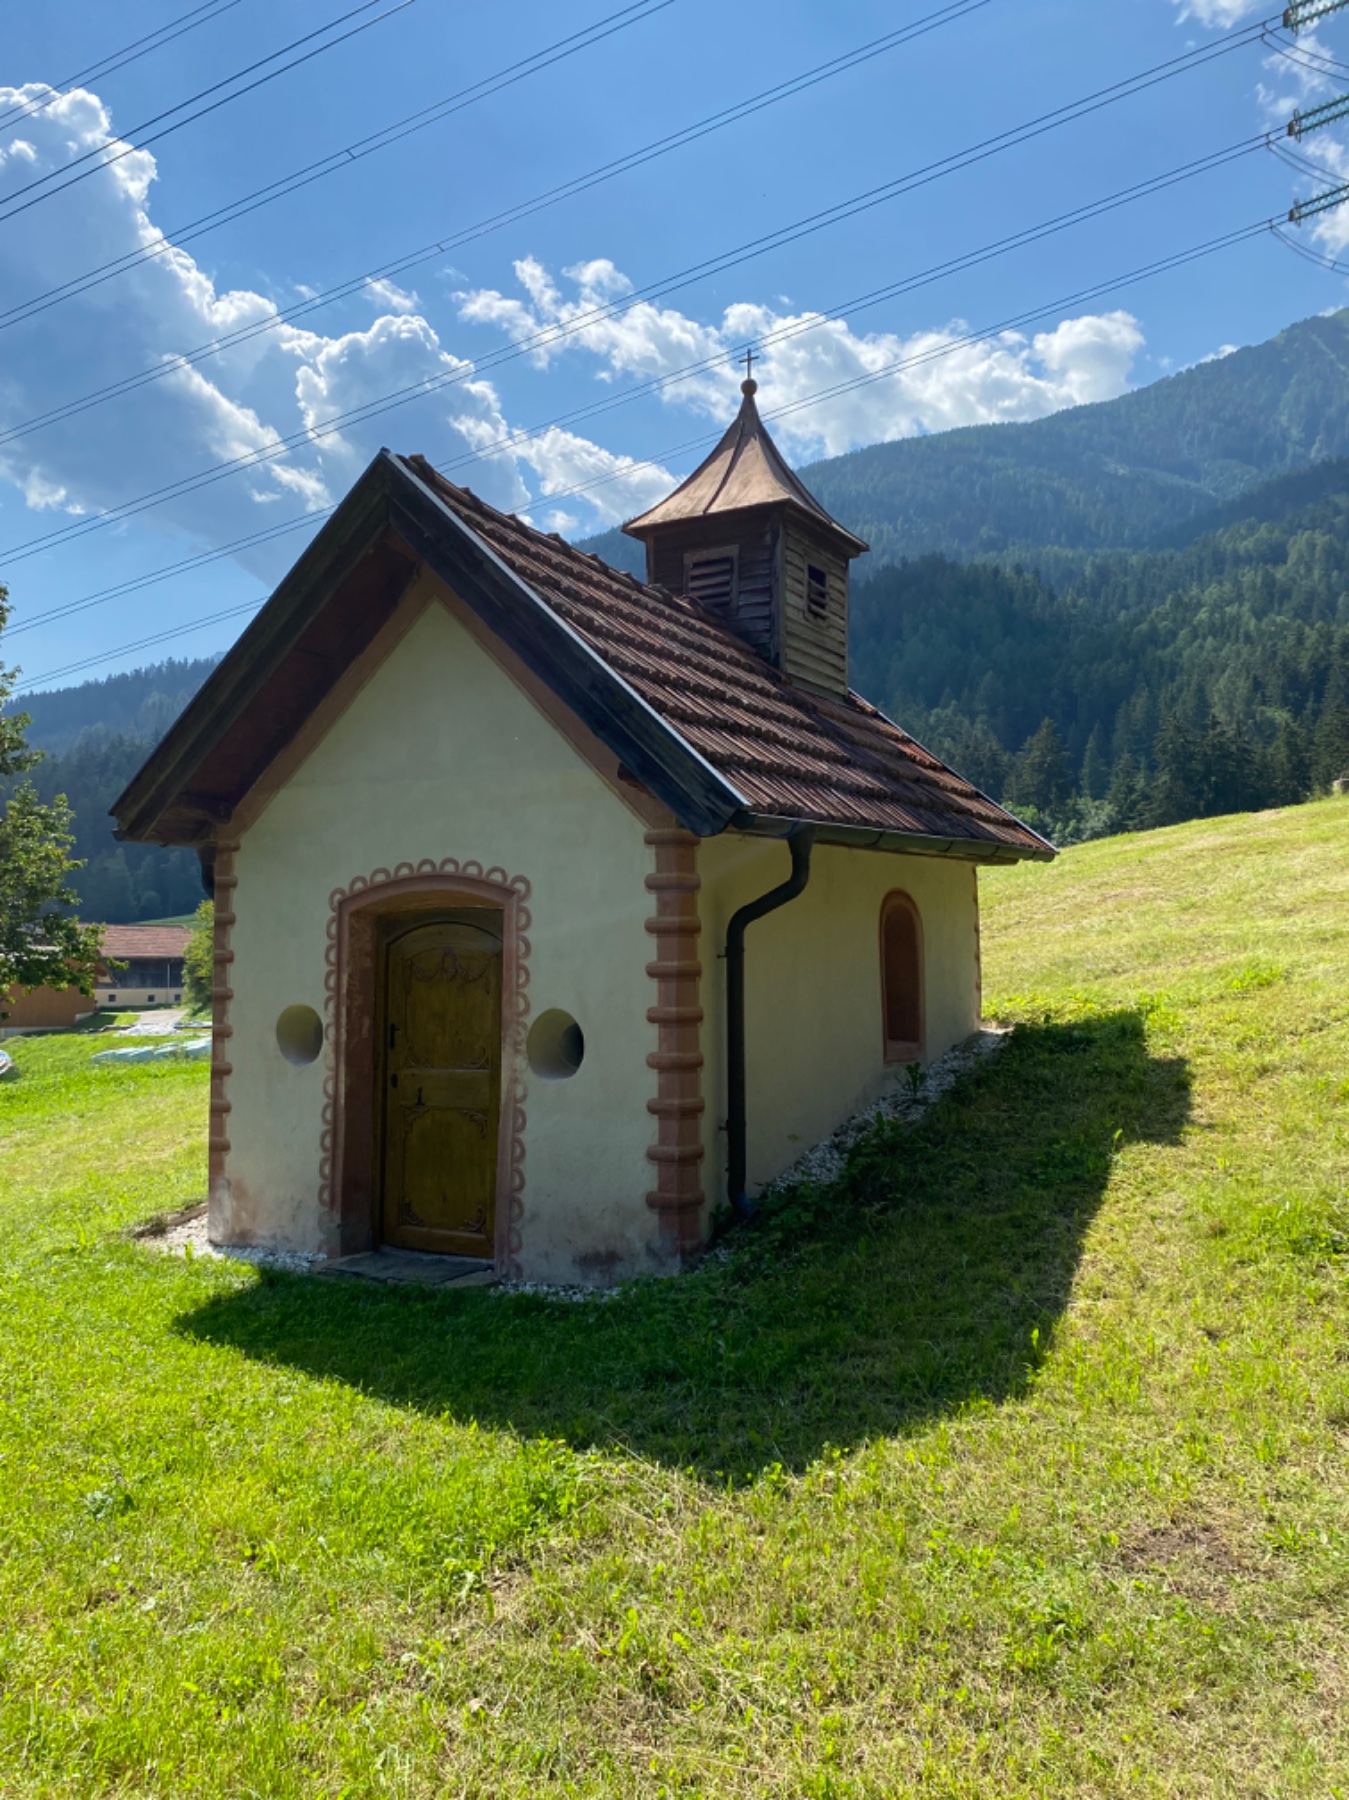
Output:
731,809,1057,864
112,458,398,844
114,451,751,846
621,492,868,559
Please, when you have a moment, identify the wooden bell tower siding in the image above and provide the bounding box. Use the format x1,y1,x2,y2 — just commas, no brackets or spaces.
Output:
624,377,867,697
112,428,1050,1287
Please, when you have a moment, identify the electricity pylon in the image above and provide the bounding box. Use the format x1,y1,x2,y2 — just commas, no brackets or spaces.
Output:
1284,0,1349,32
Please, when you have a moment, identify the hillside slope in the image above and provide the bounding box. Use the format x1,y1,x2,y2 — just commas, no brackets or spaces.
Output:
850,457,1349,791
2,799,1347,1794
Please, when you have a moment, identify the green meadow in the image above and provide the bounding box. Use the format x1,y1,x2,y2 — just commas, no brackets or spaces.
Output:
1,799,1347,1796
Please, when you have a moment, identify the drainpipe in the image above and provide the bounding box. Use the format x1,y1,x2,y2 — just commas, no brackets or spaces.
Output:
725,826,815,1221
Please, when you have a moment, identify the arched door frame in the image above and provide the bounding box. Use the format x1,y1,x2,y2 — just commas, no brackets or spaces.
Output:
321,862,532,1268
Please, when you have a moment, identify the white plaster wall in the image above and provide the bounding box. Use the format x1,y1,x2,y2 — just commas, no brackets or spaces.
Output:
696,836,982,1202
222,585,662,1284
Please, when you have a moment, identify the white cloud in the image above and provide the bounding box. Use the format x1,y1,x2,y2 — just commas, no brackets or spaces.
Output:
1172,0,1262,24
0,84,675,579
459,261,1145,460
0,82,1146,610
363,276,419,314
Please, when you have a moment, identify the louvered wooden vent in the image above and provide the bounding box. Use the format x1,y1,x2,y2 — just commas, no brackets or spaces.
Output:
684,548,738,614
806,563,829,618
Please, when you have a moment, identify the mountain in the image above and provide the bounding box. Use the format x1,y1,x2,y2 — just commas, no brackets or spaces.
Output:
14,655,221,755
579,309,1349,572
10,307,1349,912
849,456,1349,836
2,656,221,923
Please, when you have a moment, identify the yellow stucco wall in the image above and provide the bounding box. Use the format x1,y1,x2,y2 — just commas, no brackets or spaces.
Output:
696,835,981,1204
221,580,664,1284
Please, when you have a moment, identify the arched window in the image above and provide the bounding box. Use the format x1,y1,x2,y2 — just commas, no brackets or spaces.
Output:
880,891,924,1062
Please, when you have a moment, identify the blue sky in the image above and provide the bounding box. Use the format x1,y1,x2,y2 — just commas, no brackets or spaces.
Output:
3,0,1349,691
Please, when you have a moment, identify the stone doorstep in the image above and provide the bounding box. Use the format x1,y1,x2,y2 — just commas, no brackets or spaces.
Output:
316,1248,497,1288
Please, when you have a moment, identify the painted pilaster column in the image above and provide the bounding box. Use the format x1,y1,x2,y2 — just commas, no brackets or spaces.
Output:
207,837,238,1227
643,827,705,1263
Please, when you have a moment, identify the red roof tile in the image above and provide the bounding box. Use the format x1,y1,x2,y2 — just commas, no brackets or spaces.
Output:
99,925,193,958
409,460,1048,859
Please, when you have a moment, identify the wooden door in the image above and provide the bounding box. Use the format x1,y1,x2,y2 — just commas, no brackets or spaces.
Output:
380,914,502,1257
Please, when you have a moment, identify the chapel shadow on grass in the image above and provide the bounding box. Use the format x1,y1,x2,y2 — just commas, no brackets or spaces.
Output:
176,1012,1190,1478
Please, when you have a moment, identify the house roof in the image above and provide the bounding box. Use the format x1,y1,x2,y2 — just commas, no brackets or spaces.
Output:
623,380,868,553
99,924,192,959
112,450,1052,864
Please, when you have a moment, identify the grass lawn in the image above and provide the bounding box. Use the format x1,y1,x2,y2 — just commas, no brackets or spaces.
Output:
1,800,1347,1796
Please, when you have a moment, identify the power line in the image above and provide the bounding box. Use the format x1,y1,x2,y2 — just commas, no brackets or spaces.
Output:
19,601,265,689
6,133,1273,648
8,131,1264,641
0,0,421,230
12,216,1278,692
0,0,992,447
0,0,1271,342
0,0,681,333
0,1,247,137
0,20,1282,569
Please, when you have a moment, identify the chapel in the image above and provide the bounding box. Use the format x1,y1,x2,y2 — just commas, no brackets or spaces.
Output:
115,380,1052,1285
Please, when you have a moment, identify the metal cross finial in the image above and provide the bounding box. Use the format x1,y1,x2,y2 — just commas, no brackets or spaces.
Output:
740,345,757,395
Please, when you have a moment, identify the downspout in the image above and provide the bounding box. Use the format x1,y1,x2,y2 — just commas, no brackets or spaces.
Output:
725,826,815,1221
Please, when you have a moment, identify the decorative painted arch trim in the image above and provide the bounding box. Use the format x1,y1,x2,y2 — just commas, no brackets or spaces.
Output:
321,859,532,1275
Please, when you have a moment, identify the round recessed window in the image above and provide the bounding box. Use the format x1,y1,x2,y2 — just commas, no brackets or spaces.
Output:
527,1008,585,1080
275,1004,324,1066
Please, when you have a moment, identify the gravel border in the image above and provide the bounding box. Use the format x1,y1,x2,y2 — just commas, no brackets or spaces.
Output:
134,1204,325,1274
494,1024,1011,1303
133,1026,1010,1297
759,1024,1011,1195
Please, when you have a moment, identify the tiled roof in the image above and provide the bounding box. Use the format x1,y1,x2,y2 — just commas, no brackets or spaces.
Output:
623,380,866,551
99,925,193,958
408,459,1048,858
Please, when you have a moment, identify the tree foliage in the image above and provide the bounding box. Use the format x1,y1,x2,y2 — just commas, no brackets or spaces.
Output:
1,659,216,923
183,899,214,1013
0,590,102,999
850,459,1349,842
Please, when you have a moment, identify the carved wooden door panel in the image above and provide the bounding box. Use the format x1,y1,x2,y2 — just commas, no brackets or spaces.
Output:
380,915,502,1257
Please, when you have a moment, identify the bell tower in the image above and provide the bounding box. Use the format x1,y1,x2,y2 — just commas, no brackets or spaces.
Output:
622,372,867,696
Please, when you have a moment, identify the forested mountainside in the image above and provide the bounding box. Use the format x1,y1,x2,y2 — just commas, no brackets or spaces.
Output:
852,460,1349,841
804,309,1349,564
16,656,220,754
2,656,220,923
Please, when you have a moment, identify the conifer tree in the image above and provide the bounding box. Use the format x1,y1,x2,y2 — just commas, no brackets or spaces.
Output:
0,590,102,1003
1145,714,1204,828
1011,717,1073,813
1080,724,1109,801
1267,718,1313,805
1313,703,1349,789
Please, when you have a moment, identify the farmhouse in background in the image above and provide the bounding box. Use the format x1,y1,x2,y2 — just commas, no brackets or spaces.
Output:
2,921,192,1036
1,982,95,1038
113,380,1052,1285
96,923,192,1009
